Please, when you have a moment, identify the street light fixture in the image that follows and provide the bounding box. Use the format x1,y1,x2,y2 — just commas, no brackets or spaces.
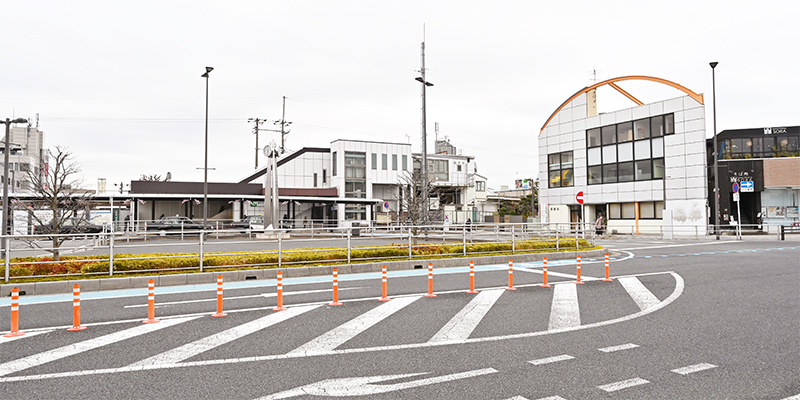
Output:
201,66,213,227
1,117,27,263
710,61,720,240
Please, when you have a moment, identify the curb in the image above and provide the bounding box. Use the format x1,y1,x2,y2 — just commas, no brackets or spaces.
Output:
1,249,608,296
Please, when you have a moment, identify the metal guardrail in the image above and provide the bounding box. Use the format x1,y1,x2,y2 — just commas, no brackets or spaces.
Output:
1,223,597,283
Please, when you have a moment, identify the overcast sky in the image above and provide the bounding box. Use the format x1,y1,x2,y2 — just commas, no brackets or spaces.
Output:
2,1,797,192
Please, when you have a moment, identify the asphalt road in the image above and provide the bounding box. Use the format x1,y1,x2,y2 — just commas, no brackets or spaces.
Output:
0,237,798,399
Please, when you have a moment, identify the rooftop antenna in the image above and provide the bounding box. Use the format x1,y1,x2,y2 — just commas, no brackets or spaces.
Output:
435,122,439,141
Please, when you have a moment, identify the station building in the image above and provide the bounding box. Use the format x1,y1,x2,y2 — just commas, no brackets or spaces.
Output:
538,76,709,235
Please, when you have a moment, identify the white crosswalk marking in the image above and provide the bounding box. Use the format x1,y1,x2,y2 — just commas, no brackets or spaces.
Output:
548,284,580,330
618,277,660,311
128,305,320,367
428,289,504,343
0,316,198,377
0,330,53,344
288,296,420,355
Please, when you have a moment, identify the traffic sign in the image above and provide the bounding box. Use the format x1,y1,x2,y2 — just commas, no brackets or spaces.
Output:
576,191,584,205
383,201,390,210
741,181,754,192
733,192,740,202
732,183,739,193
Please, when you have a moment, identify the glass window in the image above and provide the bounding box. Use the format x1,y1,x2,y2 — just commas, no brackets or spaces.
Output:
345,204,367,220
617,122,633,143
634,119,650,140
587,128,602,147
602,125,617,145
549,170,562,187
548,154,561,170
323,169,327,183
635,139,651,160
382,154,387,170
602,145,617,163
655,202,664,219
609,203,621,219
560,152,573,169
640,202,655,218
651,116,664,137
652,137,664,157
587,147,602,165
621,203,636,219
665,114,675,135
332,152,337,176
635,160,652,180
763,137,775,155
402,155,408,170
313,173,318,187
476,181,485,191
752,138,764,156
618,162,634,182
618,142,633,162
588,166,602,185
434,160,449,181
787,136,799,151
371,153,377,170
603,164,618,183
653,158,665,179
392,154,398,170
561,168,574,187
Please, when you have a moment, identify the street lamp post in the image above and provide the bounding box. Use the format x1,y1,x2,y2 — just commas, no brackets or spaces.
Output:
710,62,720,240
1,118,27,260
201,66,213,227
415,42,434,228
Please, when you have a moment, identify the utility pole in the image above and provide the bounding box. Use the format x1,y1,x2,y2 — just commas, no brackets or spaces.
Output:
415,42,434,227
276,96,291,154
248,118,266,169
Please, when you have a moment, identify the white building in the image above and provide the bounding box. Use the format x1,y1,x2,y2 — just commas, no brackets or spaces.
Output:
0,123,46,193
538,76,708,235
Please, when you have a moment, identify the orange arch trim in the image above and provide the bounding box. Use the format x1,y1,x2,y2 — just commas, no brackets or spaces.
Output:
540,75,704,134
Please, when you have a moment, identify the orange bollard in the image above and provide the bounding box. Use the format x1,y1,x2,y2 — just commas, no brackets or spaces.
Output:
506,259,517,291
212,275,227,317
329,268,343,306
4,288,24,337
603,253,613,282
379,265,391,301
539,257,551,288
466,261,479,294
143,279,160,324
574,255,584,285
424,262,436,298
273,271,287,311
67,284,87,331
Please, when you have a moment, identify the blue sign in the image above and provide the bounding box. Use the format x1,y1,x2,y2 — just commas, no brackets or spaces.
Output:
732,183,739,193
741,181,754,192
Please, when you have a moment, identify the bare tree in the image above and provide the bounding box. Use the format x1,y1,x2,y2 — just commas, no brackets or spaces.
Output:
21,146,93,261
395,170,440,240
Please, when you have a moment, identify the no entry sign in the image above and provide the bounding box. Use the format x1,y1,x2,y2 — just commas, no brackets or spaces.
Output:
576,191,584,204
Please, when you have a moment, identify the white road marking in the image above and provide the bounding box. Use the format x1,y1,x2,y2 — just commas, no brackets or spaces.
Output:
781,394,800,400
128,305,319,366
597,377,650,392
618,277,660,311
0,271,685,383
288,296,420,355
428,289,504,343
598,343,639,353
671,362,717,375
0,316,198,377
548,283,580,330
0,330,52,343
256,368,498,399
527,354,574,366
609,241,738,251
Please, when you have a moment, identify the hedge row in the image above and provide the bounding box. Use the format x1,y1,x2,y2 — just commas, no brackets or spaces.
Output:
6,238,593,278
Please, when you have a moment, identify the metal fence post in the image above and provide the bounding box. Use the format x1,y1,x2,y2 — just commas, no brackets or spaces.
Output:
408,226,412,259
347,228,351,263
278,230,283,268
4,236,10,282
512,224,516,254
462,224,466,256
576,228,579,250
556,230,560,251
199,231,205,273
109,231,115,276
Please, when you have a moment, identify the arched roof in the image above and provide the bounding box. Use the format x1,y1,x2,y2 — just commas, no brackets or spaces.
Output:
540,75,704,134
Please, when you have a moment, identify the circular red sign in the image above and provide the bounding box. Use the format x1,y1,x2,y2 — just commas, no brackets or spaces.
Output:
576,191,584,204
